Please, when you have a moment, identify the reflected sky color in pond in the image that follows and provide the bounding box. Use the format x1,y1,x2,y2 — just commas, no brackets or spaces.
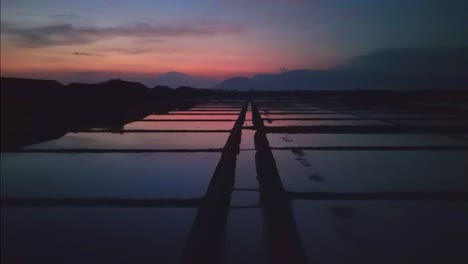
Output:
362,113,452,119
169,111,241,114
189,108,242,111
267,134,468,147
293,201,468,264
23,132,229,149
1,208,196,264
259,108,321,111
225,209,267,264
264,119,389,127
242,108,254,127
226,149,265,264
244,111,253,127
392,120,468,126
245,111,253,120
1,153,219,198
234,150,258,189
262,114,358,119
230,191,259,207
233,151,258,188
260,109,324,113
124,121,235,130
261,110,339,114
143,114,239,120
196,103,244,107
2,98,468,263
335,110,391,114
273,150,468,192
239,130,255,149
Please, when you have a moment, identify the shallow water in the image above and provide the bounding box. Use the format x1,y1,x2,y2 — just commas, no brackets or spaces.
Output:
262,110,339,114
169,111,241,114
261,114,359,119
392,120,468,126
267,133,468,147
1,208,197,264
143,114,239,120
2,98,467,263
123,121,235,130
362,113,452,119
264,119,389,126
1,153,219,198
23,132,230,149
225,209,267,264
293,201,468,264
239,130,256,149
273,150,468,192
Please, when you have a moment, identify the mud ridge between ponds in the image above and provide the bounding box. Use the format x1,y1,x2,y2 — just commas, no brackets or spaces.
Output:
179,100,248,264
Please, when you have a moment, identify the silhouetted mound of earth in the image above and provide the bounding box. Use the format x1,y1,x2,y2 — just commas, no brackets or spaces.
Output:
153,85,174,92
175,86,213,98
0,77,213,149
1,77,66,122
1,77,64,97
67,79,150,102
1,77,68,149
64,80,157,127
151,85,175,97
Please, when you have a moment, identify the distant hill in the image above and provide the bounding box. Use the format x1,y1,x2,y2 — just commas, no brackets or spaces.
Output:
215,69,468,91
152,71,218,88
216,47,468,91
337,46,468,73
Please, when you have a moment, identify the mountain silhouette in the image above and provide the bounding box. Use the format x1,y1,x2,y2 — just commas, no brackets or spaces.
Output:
153,71,218,88
215,69,468,91
337,46,468,73
216,47,468,91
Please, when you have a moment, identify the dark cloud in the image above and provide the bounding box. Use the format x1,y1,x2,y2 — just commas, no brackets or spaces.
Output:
73,52,100,56
14,12,82,20
338,46,468,73
226,0,312,4
104,47,162,55
49,14,82,20
1,20,245,48
287,0,308,4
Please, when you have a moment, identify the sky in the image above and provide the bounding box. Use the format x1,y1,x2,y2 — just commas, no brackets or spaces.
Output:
1,0,467,83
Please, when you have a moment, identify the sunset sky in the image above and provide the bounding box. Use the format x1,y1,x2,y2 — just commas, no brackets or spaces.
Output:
1,0,467,83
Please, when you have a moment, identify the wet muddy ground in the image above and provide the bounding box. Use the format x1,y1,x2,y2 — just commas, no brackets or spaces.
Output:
1,98,468,264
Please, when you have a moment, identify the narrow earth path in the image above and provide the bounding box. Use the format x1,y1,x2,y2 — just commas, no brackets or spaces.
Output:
179,100,248,264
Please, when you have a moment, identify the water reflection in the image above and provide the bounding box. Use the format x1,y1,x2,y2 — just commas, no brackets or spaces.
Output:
169,111,240,115
143,114,239,120
265,120,389,126
1,153,219,199
1,208,196,264
393,120,468,126
292,201,468,264
2,97,468,263
225,209,267,264
23,132,230,149
268,134,468,148
123,121,235,130
261,114,358,119
274,150,468,192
